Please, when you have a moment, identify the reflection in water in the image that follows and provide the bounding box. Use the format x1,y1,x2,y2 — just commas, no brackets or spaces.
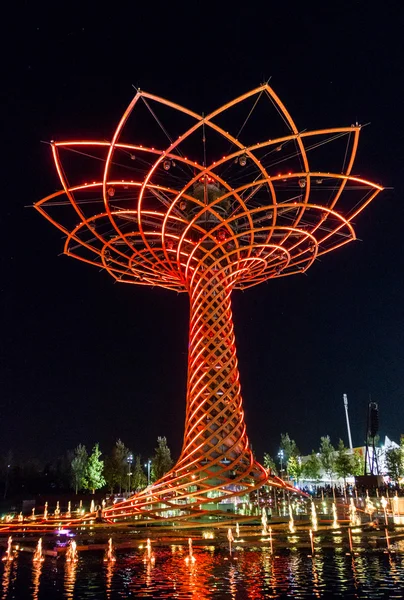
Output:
64,561,77,599
31,562,42,600
105,561,114,600
311,557,321,598
1,559,15,600
3,542,404,598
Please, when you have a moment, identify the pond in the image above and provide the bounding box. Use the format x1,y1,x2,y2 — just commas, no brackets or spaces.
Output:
2,544,404,599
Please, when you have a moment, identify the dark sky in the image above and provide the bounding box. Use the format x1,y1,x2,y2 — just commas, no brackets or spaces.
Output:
2,2,404,464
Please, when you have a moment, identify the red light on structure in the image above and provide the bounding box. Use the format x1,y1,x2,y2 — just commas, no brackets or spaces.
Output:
34,84,382,524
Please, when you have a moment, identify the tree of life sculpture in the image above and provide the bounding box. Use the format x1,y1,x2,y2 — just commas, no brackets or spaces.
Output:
35,84,382,522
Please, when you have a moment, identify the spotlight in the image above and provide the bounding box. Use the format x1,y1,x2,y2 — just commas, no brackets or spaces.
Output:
298,178,306,188
239,154,247,167
179,201,187,210
163,160,171,171
107,187,115,197
130,154,136,161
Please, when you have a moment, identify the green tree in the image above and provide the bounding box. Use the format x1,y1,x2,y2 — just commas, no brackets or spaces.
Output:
132,455,147,491
319,436,336,482
279,433,299,463
287,456,304,483
151,437,173,481
303,451,321,481
104,440,131,494
351,450,364,476
334,439,352,485
85,443,106,494
71,444,88,494
263,453,278,475
385,447,404,485
104,455,117,495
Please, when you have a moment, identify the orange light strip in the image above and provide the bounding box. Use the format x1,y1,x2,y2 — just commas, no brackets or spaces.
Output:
34,84,381,522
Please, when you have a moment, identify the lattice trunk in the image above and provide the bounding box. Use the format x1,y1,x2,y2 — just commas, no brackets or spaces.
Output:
104,270,268,519
179,270,251,472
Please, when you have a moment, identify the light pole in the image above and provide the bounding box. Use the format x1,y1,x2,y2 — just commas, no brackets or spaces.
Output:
278,450,284,477
278,450,285,511
144,460,151,486
127,454,133,494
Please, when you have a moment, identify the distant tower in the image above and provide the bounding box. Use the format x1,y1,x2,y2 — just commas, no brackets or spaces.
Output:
343,393,353,450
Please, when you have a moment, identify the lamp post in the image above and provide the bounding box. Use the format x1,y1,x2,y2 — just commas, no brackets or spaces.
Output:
278,450,285,510
127,454,133,494
278,450,284,477
144,460,151,486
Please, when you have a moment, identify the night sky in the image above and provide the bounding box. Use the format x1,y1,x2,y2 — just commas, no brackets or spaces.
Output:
2,3,404,464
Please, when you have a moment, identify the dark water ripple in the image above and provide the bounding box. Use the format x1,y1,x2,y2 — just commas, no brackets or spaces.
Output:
2,545,404,599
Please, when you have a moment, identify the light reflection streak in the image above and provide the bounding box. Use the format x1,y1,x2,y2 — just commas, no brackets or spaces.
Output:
105,561,114,600
1,559,15,600
311,557,321,598
31,562,43,600
64,561,77,600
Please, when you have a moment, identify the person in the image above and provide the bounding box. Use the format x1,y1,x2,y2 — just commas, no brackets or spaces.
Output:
95,504,103,523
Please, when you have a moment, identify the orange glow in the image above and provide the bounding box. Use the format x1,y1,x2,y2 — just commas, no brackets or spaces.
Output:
33,85,382,523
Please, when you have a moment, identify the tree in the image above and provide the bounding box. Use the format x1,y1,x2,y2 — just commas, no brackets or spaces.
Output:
103,440,131,494
385,447,404,485
71,444,88,494
263,453,278,475
132,455,147,491
287,456,303,483
104,455,117,495
334,439,352,485
303,451,321,481
319,436,336,482
85,443,106,494
351,450,364,477
279,433,299,463
151,437,173,481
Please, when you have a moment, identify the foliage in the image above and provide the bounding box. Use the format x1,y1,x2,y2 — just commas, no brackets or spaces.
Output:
104,439,130,493
334,439,353,483
85,443,106,493
263,453,278,475
70,444,88,494
351,450,364,476
104,455,116,495
319,436,336,481
151,437,173,481
132,455,147,491
385,447,404,484
279,433,299,464
287,456,304,482
303,451,321,481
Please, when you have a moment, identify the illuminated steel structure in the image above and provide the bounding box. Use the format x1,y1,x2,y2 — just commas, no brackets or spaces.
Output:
35,85,382,521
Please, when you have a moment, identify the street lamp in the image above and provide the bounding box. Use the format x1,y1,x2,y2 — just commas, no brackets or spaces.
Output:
127,454,133,494
144,460,151,486
278,450,284,476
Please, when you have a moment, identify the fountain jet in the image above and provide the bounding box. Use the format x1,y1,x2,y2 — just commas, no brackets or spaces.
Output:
33,538,45,563
185,538,196,564
66,540,78,563
1,537,14,561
